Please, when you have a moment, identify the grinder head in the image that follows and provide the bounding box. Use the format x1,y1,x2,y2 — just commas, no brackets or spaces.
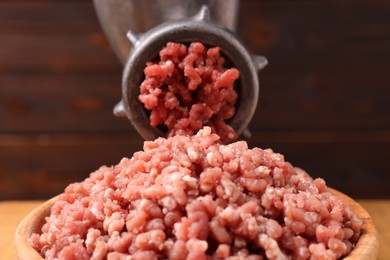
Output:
114,6,267,140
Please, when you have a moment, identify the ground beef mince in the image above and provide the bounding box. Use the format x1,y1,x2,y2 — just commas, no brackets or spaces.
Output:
30,127,362,260
138,42,240,143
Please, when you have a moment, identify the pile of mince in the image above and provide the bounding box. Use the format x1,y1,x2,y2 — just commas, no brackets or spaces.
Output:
30,127,362,260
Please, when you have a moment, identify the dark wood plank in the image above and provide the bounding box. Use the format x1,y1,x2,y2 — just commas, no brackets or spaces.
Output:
0,2,120,74
0,133,143,200
238,1,390,130
249,67,390,130
0,34,120,74
0,73,132,132
238,1,390,59
0,69,388,132
0,2,97,35
0,131,389,200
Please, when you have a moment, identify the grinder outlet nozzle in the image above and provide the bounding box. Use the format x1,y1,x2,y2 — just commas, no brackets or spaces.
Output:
114,5,267,141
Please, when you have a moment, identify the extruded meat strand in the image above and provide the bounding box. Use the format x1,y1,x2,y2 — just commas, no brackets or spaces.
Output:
139,42,239,143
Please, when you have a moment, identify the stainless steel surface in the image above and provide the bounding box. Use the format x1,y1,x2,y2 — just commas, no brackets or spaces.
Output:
93,0,239,64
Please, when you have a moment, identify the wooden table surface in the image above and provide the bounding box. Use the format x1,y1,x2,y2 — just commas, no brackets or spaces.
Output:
2,200,389,259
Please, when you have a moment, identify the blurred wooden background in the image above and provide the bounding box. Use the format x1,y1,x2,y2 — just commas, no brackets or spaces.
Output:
0,0,389,200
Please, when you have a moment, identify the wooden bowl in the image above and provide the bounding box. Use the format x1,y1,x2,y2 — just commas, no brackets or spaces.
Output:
329,189,379,260
14,196,58,260
15,189,379,259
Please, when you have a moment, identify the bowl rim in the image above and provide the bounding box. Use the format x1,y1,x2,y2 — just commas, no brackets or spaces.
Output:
14,189,379,259
330,189,379,260
14,195,59,260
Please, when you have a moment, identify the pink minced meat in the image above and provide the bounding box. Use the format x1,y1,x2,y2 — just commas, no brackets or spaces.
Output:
138,42,239,143
30,127,362,259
